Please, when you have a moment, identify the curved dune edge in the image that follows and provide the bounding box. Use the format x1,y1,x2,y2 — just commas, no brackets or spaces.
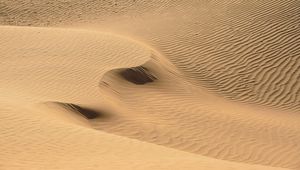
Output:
1,0,300,169
0,25,299,169
0,104,287,170
96,58,300,169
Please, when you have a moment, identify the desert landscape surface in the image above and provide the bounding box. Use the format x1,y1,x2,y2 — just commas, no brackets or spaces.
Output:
0,0,299,170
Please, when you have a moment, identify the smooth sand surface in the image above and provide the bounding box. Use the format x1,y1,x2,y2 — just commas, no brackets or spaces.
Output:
0,1,299,170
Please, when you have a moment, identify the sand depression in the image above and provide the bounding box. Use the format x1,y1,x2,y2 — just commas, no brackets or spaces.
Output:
0,1,299,170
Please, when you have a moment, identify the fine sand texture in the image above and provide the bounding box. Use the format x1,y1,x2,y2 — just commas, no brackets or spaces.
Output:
0,1,299,170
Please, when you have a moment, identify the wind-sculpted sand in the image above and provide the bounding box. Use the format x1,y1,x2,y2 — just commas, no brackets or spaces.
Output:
0,1,299,170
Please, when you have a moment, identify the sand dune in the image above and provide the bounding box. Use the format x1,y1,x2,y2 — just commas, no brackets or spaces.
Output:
0,0,299,170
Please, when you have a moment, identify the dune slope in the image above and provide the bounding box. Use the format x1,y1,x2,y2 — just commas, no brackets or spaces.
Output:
0,0,300,170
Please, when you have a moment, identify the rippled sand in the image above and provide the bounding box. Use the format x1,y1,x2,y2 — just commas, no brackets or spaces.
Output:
0,1,299,169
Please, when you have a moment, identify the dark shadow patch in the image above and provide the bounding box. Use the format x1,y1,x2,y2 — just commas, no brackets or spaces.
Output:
119,66,157,85
54,102,107,119
65,104,99,119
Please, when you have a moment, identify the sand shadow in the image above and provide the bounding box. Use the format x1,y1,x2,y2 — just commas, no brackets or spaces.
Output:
119,66,157,85
53,102,111,120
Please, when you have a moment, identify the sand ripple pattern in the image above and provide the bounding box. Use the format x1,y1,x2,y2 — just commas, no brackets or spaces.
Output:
0,0,300,170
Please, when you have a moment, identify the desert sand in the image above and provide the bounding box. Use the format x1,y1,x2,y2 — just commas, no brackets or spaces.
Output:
0,1,299,170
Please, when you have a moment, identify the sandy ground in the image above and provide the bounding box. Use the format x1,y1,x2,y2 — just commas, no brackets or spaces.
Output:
0,1,299,170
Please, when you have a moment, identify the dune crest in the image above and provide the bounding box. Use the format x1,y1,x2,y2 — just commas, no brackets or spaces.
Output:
1,0,300,170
